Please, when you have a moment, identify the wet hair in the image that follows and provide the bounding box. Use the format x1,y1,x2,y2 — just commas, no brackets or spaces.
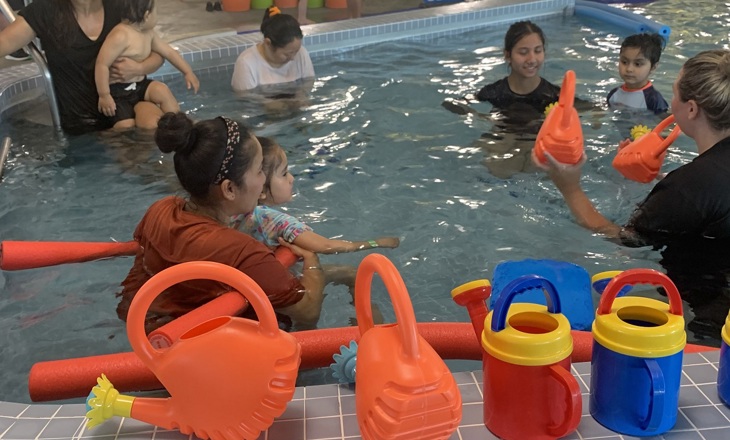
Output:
504,20,547,54
260,6,303,48
155,112,258,199
118,0,155,24
620,33,664,67
256,136,285,195
677,49,730,132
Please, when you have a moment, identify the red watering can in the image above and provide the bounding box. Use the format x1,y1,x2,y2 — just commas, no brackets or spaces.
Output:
482,275,581,440
355,254,462,440
533,70,584,165
85,261,301,440
612,114,682,183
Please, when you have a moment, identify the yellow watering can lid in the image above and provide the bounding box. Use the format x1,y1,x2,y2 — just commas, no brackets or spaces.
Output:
450,279,491,298
481,303,573,366
593,296,686,357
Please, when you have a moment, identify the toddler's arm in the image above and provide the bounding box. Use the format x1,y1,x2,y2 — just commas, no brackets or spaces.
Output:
293,230,400,254
150,34,200,93
95,28,131,116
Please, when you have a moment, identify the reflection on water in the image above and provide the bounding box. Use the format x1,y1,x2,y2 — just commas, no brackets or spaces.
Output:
0,1,729,403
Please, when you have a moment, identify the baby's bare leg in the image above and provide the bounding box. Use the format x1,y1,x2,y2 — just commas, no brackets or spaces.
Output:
144,80,180,113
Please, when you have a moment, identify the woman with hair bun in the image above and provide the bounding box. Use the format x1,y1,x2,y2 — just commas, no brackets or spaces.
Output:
231,6,314,93
535,49,730,345
117,112,325,333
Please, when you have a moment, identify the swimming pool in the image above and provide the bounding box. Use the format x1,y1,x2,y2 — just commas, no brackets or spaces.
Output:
0,0,727,406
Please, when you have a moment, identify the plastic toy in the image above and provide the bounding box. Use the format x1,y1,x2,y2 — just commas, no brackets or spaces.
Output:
354,253,462,440
591,270,632,296
491,259,593,330
590,269,685,436
482,275,582,440
533,70,584,165
612,114,682,183
85,261,301,440
718,311,730,406
330,340,358,384
450,279,492,343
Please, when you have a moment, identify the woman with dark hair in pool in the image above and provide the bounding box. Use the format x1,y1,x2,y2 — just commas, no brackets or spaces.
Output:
231,6,314,93
0,0,164,134
117,112,325,333
536,49,730,345
476,20,560,123
445,20,596,179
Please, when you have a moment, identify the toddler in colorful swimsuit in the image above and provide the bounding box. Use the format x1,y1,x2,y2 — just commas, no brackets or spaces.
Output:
236,136,398,325
237,136,400,254
607,33,668,114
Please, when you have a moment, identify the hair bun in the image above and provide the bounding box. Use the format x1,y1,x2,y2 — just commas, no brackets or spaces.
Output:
155,112,196,154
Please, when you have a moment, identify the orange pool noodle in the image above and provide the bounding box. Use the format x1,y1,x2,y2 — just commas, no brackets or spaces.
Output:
0,240,139,271
28,322,614,402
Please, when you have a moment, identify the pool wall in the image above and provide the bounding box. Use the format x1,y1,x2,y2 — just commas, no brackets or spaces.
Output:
0,0,573,124
0,0,587,438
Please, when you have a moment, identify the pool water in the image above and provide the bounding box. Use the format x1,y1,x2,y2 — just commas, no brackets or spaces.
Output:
1,0,728,403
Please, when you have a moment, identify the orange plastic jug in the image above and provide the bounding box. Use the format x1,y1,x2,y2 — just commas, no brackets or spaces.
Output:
355,254,462,440
612,114,681,183
533,70,584,165
86,261,300,440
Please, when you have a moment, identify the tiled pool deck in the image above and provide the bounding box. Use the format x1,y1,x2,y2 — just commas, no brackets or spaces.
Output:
11,1,729,439
0,352,727,439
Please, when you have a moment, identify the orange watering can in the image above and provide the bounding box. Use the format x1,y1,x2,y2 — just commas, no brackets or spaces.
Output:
355,254,462,440
85,261,301,440
612,114,682,183
533,70,584,165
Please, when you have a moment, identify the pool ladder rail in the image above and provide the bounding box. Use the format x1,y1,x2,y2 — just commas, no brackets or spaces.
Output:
0,137,10,181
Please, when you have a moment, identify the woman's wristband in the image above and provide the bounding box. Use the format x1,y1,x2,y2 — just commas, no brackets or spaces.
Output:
368,240,378,249
305,265,323,271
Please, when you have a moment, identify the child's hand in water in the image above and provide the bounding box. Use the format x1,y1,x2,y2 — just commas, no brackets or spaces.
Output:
375,237,401,249
185,72,200,93
617,138,631,152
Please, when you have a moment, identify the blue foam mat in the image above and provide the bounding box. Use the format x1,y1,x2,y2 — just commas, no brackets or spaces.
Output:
490,259,595,330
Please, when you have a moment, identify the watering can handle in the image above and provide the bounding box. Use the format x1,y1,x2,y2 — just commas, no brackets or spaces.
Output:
546,364,582,438
355,254,420,360
651,114,682,159
491,275,562,332
640,359,666,432
596,268,682,316
127,261,281,367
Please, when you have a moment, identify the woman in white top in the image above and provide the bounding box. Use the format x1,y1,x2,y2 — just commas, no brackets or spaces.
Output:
231,6,314,93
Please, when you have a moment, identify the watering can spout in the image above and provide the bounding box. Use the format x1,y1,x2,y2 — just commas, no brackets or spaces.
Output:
450,280,491,344
559,70,576,129
86,374,175,431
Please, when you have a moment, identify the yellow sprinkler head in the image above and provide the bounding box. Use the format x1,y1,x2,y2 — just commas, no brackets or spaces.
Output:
630,124,651,140
544,102,558,116
85,374,135,429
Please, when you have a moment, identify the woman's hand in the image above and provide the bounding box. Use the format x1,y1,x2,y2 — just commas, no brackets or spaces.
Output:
532,150,587,194
278,237,315,261
110,57,143,83
375,237,400,249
